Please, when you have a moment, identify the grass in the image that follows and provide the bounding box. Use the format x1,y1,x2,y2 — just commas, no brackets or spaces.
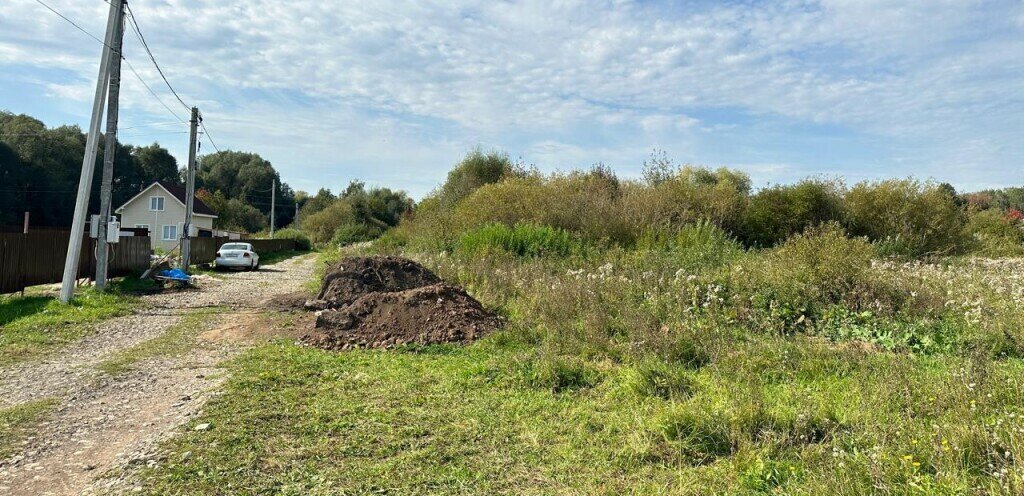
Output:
96,307,222,376
124,242,1024,494
0,398,58,459
0,277,156,367
130,339,1024,495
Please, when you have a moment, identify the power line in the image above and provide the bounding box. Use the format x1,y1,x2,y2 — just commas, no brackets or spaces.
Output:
33,0,187,123
124,3,190,112
34,0,118,53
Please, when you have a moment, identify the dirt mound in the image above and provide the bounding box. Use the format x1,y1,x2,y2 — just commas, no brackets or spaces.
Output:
306,256,441,310
302,283,501,350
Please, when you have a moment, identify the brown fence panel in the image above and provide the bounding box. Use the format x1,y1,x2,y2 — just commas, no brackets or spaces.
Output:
247,239,295,254
0,231,152,294
0,234,25,294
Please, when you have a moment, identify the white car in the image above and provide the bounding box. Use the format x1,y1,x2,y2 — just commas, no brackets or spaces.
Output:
215,242,260,270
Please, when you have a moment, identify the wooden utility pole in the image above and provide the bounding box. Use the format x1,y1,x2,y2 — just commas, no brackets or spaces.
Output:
270,179,276,236
96,2,126,291
60,0,124,304
180,107,199,269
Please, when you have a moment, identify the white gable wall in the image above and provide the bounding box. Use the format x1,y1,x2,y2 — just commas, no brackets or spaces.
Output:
116,184,214,251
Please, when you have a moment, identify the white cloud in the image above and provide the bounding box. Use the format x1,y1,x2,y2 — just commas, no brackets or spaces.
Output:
0,0,1020,196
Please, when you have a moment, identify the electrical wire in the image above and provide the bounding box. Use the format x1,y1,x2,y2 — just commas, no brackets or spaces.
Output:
124,2,191,113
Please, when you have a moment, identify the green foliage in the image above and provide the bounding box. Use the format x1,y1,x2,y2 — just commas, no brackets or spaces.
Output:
636,221,743,271
627,164,751,235
740,179,845,247
845,179,968,257
0,111,179,226
458,223,586,258
297,188,336,219
272,228,312,251
301,200,356,244
197,150,296,227
965,208,1024,257
196,189,267,233
728,224,898,332
437,148,520,207
331,222,381,246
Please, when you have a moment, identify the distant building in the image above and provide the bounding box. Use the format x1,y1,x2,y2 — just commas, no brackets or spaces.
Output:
115,181,217,251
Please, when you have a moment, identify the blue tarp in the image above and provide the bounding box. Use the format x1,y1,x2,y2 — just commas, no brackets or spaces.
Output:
157,268,191,282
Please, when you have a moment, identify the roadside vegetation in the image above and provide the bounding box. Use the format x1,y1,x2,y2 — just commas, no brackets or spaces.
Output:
132,150,1024,494
0,277,154,366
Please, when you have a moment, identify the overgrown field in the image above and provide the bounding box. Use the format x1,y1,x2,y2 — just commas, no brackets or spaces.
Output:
132,152,1024,494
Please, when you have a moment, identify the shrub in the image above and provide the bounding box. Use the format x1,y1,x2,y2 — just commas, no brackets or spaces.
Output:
965,208,1024,257
452,168,633,244
728,223,899,332
740,179,845,247
624,166,751,235
437,148,521,207
457,223,585,258
300,200,355,244
331,223,381,246
636,221,744,271
272,228,311,251
844,179,968,257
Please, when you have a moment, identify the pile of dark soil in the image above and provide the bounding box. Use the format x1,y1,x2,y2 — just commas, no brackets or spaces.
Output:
305,256,440,310
300,256,500,350
305,283,500,350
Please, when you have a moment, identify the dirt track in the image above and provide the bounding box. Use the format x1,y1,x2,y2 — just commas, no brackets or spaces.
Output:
0,254,315,495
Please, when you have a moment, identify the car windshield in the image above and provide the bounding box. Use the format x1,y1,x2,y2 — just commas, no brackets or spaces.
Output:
221,243,250,251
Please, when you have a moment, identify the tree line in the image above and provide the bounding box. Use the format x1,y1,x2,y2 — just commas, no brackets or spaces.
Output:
0,111,296,231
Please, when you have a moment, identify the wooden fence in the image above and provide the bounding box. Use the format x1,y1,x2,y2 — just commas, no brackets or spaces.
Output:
188,237,296,265
0,231,152,294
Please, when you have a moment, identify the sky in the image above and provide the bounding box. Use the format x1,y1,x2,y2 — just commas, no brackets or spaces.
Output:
0,0,1021,198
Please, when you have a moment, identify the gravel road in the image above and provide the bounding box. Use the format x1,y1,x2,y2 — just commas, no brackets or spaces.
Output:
0,254,315,495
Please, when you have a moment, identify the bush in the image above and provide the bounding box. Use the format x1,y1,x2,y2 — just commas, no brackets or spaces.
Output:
636,221,744,271
451,169,634,244
728,224,898,332
331,223,381,246
740,179,845,247
457,223,586,258
845,179,968,257
300,200,356,244
624,166,750,235
272,228,311,251
965,208,1024,257
437,148,521,207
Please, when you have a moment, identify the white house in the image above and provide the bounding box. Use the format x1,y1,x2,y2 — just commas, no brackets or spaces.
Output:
115,181,218,251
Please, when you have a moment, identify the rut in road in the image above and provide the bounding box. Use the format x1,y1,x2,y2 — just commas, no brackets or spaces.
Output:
0,254,315,496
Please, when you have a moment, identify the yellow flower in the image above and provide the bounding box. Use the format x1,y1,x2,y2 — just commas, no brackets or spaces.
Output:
903,455,913,461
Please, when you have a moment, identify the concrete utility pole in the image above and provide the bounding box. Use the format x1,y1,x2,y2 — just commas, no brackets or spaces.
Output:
180,107,199,269
22,212,29,234
270,179,276,237
60,0,124,304
96,2,126,291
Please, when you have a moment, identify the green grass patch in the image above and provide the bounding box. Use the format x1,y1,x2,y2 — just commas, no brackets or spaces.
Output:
95,307,222,376
0,398,58,458
129,339,1024,495
0,278,154,367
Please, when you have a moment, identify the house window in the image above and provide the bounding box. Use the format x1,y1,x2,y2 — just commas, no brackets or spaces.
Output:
135,224,149,230
150,196,165,211
162,224,177,241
